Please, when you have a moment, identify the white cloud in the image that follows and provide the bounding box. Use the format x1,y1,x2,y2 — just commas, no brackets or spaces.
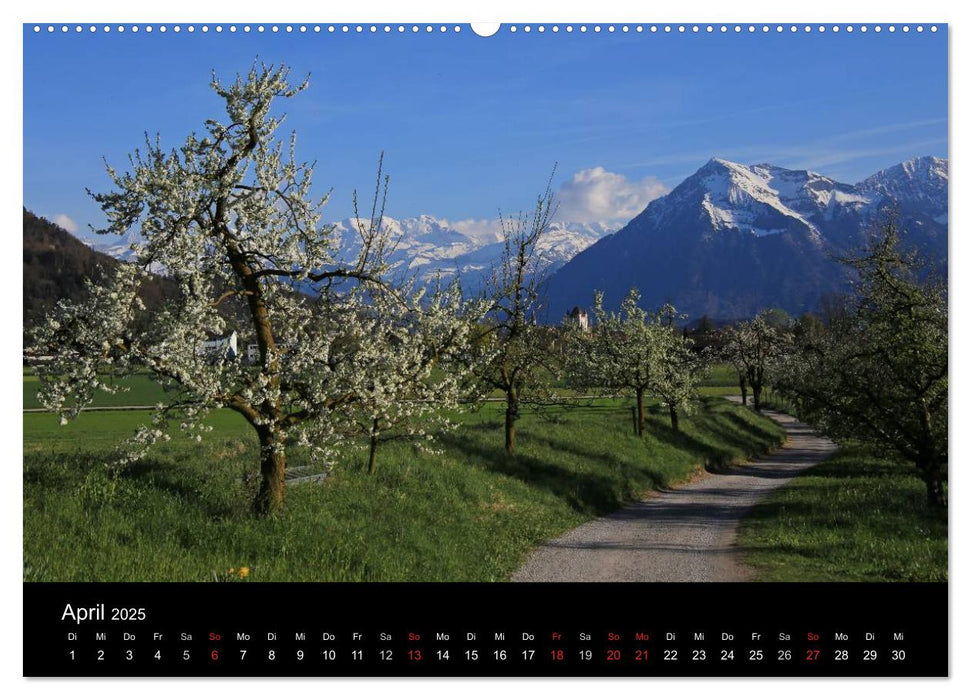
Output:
555,167,668,224
53,214,78,234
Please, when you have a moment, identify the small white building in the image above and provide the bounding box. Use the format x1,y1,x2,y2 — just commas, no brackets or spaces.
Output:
247,343,260,364
200,331,238,360
567,306,590,331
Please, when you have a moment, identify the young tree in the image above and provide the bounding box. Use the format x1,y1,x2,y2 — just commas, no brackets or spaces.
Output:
344,281,481,474
651,322,709,433
471,181,557,454
721,313,788,411
569,289,680,436
30,64,465,516
776,221,947,508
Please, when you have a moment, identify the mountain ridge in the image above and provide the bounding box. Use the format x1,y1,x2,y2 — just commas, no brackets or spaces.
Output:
541,156,947,321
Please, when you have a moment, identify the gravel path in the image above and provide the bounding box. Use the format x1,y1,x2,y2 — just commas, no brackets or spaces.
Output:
511,403,835,582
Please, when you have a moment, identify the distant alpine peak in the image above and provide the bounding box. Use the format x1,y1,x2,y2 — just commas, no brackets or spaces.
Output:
857,155,948,217
680,158,866,238
859,155,948,188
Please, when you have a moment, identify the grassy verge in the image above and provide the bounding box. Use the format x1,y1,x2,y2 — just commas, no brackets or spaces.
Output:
24,396,784,582
738,444,947,582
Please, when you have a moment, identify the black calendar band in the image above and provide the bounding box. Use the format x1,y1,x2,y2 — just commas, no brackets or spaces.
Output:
24,582,947,677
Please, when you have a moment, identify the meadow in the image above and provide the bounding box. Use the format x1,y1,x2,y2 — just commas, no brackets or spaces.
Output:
24,380,784,582
738,444,947,582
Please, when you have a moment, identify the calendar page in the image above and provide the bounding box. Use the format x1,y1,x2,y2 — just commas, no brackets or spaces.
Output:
21,18,948,678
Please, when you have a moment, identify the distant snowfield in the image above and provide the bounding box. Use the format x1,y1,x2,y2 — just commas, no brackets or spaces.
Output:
699,159,872,239
89,215,621,291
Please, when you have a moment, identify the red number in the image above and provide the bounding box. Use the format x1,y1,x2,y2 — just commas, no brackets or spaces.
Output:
635,649,649,661
550,649,564,661
606,649,621,662
806,649,820,661
211,649,219,661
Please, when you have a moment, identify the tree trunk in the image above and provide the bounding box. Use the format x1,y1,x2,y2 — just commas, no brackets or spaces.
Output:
635,387,645,436
739,375,747,406
253,430,286,516
368,435,378,474
668,403,679,433
919,459,947,509
368,419,378,474
752,382,763,411
505,390,518,454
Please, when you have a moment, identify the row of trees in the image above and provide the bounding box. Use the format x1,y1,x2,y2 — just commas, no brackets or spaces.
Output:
772,224,948,509
695,224,948,510
565,291,706,435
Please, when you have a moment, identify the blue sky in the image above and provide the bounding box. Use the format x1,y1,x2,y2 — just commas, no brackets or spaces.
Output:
23,24,947,238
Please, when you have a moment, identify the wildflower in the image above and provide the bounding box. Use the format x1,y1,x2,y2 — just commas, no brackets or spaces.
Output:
238,566,250,579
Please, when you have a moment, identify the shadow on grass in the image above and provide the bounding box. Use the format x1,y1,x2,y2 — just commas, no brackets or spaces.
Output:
123,457,247,519
721,410,785,445
441,400,786,517
647,403,785,472
439,432,627,516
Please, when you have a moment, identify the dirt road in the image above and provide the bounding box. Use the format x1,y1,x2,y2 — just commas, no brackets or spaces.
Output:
511,406,835,582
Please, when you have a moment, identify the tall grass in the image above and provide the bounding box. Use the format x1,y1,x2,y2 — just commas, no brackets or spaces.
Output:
738,444,947,582
24,397,784,582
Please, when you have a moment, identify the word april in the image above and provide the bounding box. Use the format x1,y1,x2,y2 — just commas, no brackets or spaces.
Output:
62,603,105,624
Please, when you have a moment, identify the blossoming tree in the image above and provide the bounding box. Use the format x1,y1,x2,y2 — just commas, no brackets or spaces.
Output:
568,289,702,435
720,313,788,411
30,64,475,516
341,280,482,474
470,183,558,454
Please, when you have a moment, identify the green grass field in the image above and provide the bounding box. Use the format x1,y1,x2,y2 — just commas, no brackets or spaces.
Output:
23,362,745,408
697,363,743,397
24,395,784,582
23,371,174,409
738,445,947,582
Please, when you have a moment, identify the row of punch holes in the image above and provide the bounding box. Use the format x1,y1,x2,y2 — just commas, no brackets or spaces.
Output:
32,24,940,35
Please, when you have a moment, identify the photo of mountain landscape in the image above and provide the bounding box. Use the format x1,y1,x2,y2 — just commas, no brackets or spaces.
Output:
23,23,946,590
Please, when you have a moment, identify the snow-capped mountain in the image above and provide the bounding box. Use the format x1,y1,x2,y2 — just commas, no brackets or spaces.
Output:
89,213,616,293
330,215,615,289
858,156,948,224
543,156,947,320
91,232,142,263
